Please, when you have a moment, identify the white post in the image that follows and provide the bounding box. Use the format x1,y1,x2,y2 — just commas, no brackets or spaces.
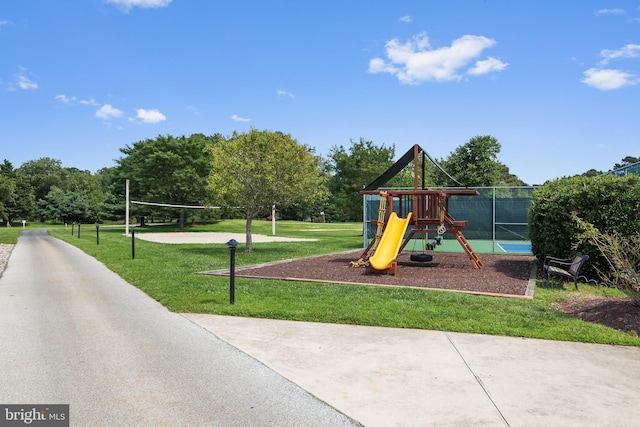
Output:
125,179,130,237
362,191,367,248
492,187,496,253
271,204,276,235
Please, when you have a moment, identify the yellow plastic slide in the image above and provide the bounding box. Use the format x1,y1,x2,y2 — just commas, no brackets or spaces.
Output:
369,212,412,271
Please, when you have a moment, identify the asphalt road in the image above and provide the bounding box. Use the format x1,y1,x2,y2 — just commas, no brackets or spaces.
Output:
0,229,359,426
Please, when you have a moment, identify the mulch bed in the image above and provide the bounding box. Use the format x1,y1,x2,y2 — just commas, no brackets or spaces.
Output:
552,296,640,337
205,250,640,336
214,251,536,298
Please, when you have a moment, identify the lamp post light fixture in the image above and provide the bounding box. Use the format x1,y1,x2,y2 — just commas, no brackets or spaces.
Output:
225,239,239,305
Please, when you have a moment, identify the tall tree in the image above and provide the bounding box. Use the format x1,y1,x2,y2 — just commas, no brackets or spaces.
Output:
436,135,506,187
114,134,214,230
498,164,527,186
39,186,89,224
0,167,16,226
16,158,65,204
207,129,327,252
325,138,396,221
0,160,35,225
94,167,123,221
64,168,105,222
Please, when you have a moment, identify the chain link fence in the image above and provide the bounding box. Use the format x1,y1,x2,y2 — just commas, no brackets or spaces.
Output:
611,161,640,177
363,186,536,253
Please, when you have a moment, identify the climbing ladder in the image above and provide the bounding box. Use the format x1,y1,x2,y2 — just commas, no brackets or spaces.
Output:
453,229,483,269
370,191,388,254
351,191,388,267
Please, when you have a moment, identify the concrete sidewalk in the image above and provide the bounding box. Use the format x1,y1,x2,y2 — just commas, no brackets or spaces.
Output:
183,314,640,427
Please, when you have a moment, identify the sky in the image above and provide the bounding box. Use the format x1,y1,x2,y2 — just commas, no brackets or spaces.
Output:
1,0,639,185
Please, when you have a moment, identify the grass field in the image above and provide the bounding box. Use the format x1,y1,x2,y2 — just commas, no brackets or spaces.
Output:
4,220,639,346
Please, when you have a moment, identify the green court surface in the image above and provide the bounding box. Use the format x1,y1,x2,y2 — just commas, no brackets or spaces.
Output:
413,238,532,255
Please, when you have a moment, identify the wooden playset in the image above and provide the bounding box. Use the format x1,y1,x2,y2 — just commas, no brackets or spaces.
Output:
353,144,483,273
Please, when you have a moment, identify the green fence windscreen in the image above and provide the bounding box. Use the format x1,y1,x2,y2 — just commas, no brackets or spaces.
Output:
363,186,535,251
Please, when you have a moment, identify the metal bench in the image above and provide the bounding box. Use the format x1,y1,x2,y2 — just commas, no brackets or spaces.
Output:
543,252,590,290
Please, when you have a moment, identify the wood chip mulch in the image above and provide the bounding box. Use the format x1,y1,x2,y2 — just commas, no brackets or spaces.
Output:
210,251,536,298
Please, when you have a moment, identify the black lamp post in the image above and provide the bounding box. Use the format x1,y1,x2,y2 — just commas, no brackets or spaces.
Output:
131,227,136,259
96,223,100,245
225,239,239,305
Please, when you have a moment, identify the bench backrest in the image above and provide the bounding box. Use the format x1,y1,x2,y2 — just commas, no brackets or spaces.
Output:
569,253,589,276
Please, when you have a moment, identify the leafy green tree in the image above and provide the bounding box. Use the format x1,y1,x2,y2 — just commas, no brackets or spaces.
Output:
581,169,603,178
207,129,328,252
498,164,527,186
17,157,65,204
0,160,35,225
325,138,396,221
0,173,15,225
39,186,90,224
0,160,16,225
94,167,124,222
94,167,116,194
114,134,215,230
435,135,511,187
63,168,105,222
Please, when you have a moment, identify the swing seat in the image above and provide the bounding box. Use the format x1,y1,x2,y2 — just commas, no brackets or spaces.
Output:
410,253,433,263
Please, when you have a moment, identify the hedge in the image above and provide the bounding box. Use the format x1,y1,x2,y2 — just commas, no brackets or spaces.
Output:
528,174,640,276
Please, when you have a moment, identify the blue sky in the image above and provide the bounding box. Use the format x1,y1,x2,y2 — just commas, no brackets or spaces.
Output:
1,0,639,185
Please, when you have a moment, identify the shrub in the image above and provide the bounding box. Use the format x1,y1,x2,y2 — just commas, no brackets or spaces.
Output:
573,214,640,304
529,174,640,275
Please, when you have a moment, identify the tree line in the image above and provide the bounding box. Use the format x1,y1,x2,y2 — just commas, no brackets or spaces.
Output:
9,130,627,250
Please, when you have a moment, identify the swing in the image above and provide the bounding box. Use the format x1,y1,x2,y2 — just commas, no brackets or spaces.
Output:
410,229,433,263
434,224,446,247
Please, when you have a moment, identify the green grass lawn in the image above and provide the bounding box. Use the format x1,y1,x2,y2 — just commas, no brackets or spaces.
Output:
10,220,639,346
0,222,50,244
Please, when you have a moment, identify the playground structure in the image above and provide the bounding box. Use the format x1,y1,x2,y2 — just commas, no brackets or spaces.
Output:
353,145,483,273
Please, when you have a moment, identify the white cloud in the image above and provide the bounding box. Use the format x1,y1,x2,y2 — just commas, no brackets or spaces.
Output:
79,98,99,106
582,42,640,90
399,15,412,23
276,89,294,98
135,108,166,123
598,44,640,64
14,67,38,90
231,114,251,122
468,57,509,75
17,76,38,90
368,57,397,76
105,0,172,11
581,68,638,90
594,8,625,16
56,94,100,107
55,94,76,104
96,104,124,119
368,32,507,84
